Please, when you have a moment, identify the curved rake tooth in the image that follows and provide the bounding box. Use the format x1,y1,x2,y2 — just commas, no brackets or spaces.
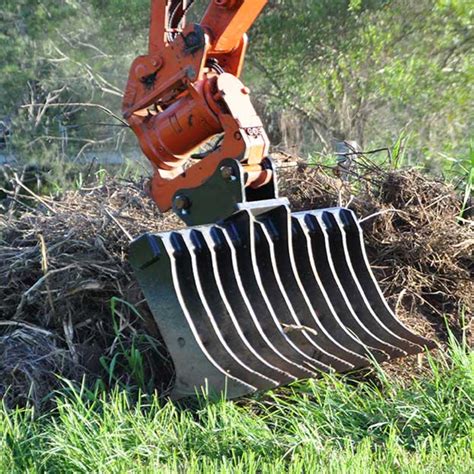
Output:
253,221,332,373
187,227,288,387
130,233,253,400
291,214,370,369
170,231,274,391
319,211,408,359
335,209,435,351
302,213,391,362
256,206,355,372
205,225,310,382
199,226,297,385
323,210,425,355
250,217,333,374
221,212,322,379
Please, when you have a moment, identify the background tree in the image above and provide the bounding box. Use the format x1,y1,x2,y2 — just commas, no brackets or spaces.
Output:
0,0,472,175
247,0,473,166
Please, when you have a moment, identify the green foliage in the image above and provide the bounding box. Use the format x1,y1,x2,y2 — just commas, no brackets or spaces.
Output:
248,0,473,168
0,0,139,168
0,0,472,178
89,0,150,37
0,0,76,111
0,338,473,472
100,297,149,392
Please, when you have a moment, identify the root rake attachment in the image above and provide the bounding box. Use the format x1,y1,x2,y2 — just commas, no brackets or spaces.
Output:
125,1,434,400
130,202,433,400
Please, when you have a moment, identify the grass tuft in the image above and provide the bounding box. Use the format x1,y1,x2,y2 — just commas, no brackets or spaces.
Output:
1,338,472,473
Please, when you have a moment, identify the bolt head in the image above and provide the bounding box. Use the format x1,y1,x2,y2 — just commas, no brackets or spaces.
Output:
186,32,199,47
174,195,190,211
220,165,235,181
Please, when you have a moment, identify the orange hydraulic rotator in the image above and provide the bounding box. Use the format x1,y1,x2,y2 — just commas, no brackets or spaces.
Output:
123,0,272,218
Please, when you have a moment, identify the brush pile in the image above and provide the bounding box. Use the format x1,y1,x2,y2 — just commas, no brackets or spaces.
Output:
0,158,472,408
278,157,473,342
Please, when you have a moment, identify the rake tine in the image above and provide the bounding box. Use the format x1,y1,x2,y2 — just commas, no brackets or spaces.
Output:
168,231,272,390
253,219,333,373
199,226,297,384
256,206,355,372
179,229,282,388
301,213,392,361
130,233,253,400
205,224,311,381
317,211,410,358
189,227,293,386
335,209,436,351
245,211,333,374
221,212,322,379
323,210,425,354
292,214,372,367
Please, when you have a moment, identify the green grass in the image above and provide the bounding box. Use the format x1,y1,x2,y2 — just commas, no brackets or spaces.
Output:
1,336,472,473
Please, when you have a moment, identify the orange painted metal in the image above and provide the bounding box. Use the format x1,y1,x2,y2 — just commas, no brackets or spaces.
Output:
122,26,209,118
147,73,271,211
127,79,223,172
201,0,268,54
123,0,270,213
149,0,168,53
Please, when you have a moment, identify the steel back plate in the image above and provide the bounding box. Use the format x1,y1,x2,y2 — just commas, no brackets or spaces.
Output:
130,205,434,400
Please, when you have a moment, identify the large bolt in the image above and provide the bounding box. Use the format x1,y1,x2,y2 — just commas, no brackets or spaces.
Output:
220,165,236,181
174,195,191,212
186,32,200,47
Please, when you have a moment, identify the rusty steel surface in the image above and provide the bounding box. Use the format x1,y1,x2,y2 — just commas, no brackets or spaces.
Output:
130,205,434,400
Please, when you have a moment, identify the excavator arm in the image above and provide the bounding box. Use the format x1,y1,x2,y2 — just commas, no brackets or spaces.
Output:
123,0,272,225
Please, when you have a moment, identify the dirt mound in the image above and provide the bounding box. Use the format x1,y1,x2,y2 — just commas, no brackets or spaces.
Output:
0,160,472,408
